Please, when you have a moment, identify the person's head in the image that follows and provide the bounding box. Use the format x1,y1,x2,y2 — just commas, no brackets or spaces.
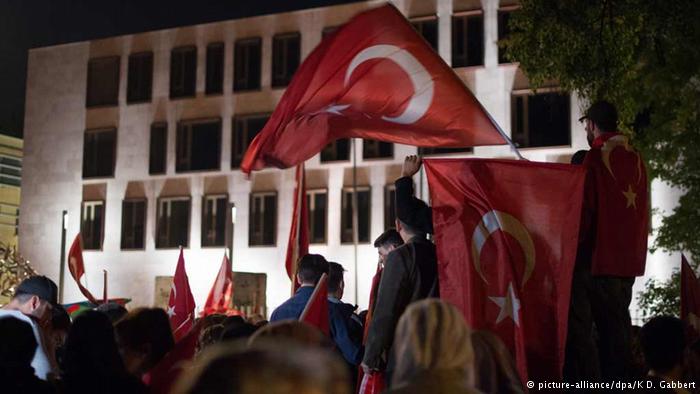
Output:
0,316,37,370
327,262,345,300
95,302,128,324
579,100,618,146
63,310,126,377
296,254,329,287
374,229,403,264
197,324,225,356
6,275,58,324
114,307,174,376
570,149,588,165
220,322,258,342
471,330,523,393
392,299,475,388
395,218,427,243
640,315,685,375
248,320,333,350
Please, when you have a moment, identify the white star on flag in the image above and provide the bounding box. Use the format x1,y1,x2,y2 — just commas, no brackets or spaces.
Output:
166,305,176,318
489,281,521,326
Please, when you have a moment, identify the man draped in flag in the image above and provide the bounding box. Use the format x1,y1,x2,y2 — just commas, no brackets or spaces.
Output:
201,252,234,316
285,164,309,294
168,248,195,342
681,255,700,343
68,234,99,304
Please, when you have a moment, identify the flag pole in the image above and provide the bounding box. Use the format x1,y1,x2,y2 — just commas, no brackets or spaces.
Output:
58,210,68,303
102,270,108,304
299,273,328,321
352,139,359,306
477,100,524,160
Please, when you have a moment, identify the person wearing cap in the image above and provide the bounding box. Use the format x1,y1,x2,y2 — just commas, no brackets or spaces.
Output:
0,275,59,380
361,155,439,386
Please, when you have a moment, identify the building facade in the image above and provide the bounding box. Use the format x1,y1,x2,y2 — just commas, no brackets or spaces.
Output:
0,134,22,247
21,0,680,318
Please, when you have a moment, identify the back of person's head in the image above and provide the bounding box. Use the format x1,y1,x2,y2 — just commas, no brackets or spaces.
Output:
471,330,524,394
392,299,475,388
397,218,427,239
220,322,258,342
0,316,37,369
199,313,227,329
570,150,588,165
95,302,128,324
63,310,125,377
114,307,174,375
248,320,333,349
197,324,225,355
327,262,345,296
581,100,618,132
296,254,329,285
373,229,403,248
173,341,350,394
640,315,685,374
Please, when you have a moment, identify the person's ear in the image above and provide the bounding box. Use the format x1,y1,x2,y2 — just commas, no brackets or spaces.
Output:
395,219,402,232
29,295,42,311
296,273,303,286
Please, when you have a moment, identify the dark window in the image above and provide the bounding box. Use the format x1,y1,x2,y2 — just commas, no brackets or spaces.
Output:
232,114,269,168
418,146,473,155
83,128,116,178
206,43,224,95
176,119,221,172
81,201,105,250
320,139,350,162
202,195,227,247
272,32,301,87
384,185,396,230
149,123,167,175
452,13,484,67
156,198,191,248
234,37,262,91
86,56,119,107
249,192,277,246
363,140,393,160
307,190,327,244
411,18,439,51
498,10,514,64
121,199,146,250
341,188,371,244
511,92,571,148
170,46,197,98
127,52,153,103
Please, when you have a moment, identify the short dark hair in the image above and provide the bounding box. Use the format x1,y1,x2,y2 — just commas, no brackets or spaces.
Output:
570,150,588,165
327,262,345,294
95,302,128,324
374,229,403,248
398,219,426,239
580,100,618,132
640,315,685,373
297,254,329,284
114,307,174,371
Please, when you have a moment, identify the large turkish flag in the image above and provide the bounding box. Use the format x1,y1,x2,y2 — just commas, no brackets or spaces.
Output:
425,158,585,383
167,248,196,341
241,4,505,173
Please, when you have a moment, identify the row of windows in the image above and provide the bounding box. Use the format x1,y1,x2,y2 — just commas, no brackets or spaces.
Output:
80,187,397,250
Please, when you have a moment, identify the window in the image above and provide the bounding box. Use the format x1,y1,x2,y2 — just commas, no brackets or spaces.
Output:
234,37,262,91
83,128,116,178
156,197,191,248
176,119,221,172
149,123,167,175
249,192,277,246
202,194,227,247
363,140,393,160
206,43,224,95
0,156,21,187
411,17,439,51
81,201,105,250
307,190,327,244
452,13,484,67
170,46,197,98
341,187,371,244
86,56,119,107
272,32,301,87
232,114,269,168
384,185,396,230
320,139,350,162
511,91,571,148
498,10,514,64
418,147,473,155
121,199,146,250
127,52,153,103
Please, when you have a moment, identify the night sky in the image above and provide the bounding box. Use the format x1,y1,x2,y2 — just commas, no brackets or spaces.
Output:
0,0,364,138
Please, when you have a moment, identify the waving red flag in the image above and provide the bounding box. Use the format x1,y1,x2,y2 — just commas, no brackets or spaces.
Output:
67,234,99,304
681,255,700,342
241,4,505,173
285,164,309,294
299,273,330,336
201,253,234,316
168,248,196,341
425,158,585,383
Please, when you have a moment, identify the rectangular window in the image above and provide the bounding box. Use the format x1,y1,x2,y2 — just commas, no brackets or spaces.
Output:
127,52,153,103
320,139,350,162
170,46,197,98
418,146,473,155
384,185,396,230
307,189,327,244
341,187,371,244
121,199,146,250
202,194,227,247
86,56,120,107
206,43,224,95
81,201,105,250
149,123,167,175
83,128,116,178
452,13,484,67
411,17,439,51
234,37,262,91
176,119,221,172
498,10,514,64
249,192,277,246
156,197,191,248
511,91,571,148
363,140,393,160
231,114,269,168
272,32,301,88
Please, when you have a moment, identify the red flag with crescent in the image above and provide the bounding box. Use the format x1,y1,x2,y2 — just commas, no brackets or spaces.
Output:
67,234,99,304
201,253,234,316
425,158,585,383
168,248,196,341
285,163,309,294
299,273,330,336
681,255,700,342
241,4,505,173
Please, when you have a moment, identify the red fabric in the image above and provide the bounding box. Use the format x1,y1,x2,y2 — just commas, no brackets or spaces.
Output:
201,253,234,316
425,158,585,383
285,164,309,294
584,133,649,276
144,321,202,394
358,371,386,394
168,249,196,341
241,4,505,173
681,255,700,342
362,264,383,343
67,234,99,304
299,274,330,336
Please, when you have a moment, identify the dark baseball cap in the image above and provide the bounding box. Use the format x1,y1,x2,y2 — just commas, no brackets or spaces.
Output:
579,100,618,132
15,276,58,306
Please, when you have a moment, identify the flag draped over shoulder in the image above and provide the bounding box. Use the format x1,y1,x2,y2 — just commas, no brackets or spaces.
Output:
681,255,700,342
299,273,330,336
241,4,505,173
168,249,196,341
285,164,309,294
201,253,234,316
425,158,585,383
68,234,99,304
